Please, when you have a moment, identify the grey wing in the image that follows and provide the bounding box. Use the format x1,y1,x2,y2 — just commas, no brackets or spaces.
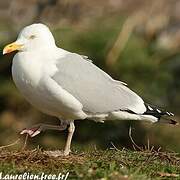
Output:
52,53,146,114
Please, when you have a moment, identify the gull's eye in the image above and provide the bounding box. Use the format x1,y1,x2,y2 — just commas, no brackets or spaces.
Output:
29,35,36,39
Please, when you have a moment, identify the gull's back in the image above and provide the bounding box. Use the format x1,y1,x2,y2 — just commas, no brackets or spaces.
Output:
52,53,146,115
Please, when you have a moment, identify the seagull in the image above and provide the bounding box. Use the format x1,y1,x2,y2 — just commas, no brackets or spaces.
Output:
3,23,177,156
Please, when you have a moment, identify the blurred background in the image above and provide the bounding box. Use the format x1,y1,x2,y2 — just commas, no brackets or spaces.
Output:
0,0,180,152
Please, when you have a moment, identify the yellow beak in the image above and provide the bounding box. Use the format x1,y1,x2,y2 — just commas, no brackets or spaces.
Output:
3,42,23,55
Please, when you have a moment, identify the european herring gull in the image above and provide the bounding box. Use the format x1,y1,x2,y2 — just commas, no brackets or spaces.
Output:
3,23,177,156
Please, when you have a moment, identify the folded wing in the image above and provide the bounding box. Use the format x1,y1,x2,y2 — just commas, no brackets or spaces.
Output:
52,53,146,114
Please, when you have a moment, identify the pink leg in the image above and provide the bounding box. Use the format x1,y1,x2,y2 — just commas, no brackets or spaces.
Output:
20,122,67,137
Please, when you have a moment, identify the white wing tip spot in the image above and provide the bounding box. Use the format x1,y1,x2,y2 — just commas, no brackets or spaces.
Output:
169,112,174,116
148,105,153,111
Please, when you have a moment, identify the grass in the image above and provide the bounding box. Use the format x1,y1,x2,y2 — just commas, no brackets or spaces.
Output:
0,147,179,180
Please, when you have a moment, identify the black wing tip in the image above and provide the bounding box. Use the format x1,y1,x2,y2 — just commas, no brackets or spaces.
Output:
169,119,179,125
144,103,175,118
165,111,174,116
158,118,179,125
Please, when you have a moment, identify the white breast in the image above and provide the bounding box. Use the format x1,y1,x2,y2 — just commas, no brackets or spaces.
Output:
12,52,42,95
12,51,87,120
12,52,57,116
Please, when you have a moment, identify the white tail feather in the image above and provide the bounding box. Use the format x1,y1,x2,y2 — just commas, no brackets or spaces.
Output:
107,111,158,123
